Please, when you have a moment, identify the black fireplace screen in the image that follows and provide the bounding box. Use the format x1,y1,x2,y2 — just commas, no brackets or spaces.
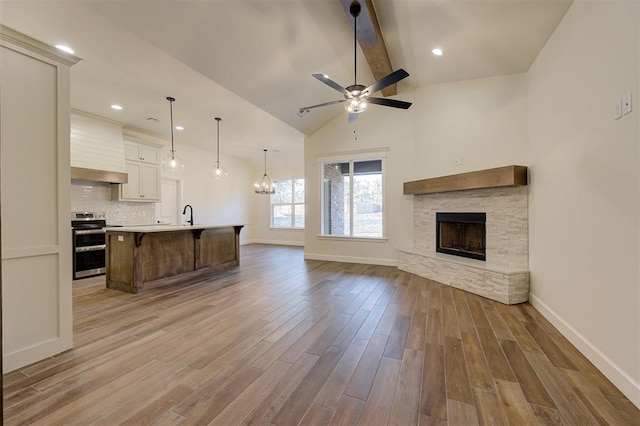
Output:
436,212,486,261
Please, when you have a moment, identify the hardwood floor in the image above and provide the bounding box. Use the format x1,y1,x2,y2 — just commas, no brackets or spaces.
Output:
3,245,638,425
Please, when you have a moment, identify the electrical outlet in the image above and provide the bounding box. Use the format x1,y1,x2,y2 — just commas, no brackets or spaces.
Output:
622,93,632,115
614,98,622,120
455,157,464,166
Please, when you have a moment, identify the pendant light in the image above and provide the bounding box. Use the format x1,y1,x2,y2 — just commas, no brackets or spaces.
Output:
254,149,275,194
161,96,185,173
209,117,228,179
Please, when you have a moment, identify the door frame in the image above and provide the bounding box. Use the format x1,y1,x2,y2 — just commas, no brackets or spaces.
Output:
155,177,183,225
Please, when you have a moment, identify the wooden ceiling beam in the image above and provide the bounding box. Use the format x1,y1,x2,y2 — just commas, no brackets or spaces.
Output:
340,0,397,96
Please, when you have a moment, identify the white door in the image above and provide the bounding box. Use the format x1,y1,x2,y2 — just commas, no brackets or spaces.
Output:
156,178,180,224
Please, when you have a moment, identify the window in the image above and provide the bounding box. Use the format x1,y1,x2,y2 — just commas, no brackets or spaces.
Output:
270,179,305,229
321,155,384,238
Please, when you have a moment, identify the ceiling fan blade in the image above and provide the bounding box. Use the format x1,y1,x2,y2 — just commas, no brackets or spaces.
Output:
299,98,347,111
348,113,358,124
313,74,348,94
363,69,410,95
367,97,412,109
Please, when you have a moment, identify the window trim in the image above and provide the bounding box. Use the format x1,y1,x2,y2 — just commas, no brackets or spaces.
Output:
318,149,387,239
316,235,389,243
270,178,305,229
316,147,389,163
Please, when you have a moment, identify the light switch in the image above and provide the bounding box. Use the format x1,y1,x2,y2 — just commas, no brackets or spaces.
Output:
622,93,632,115
614,98,622,120
118,235,124,241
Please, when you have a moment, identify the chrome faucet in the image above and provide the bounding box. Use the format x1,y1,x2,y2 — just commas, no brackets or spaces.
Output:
182,204,193,226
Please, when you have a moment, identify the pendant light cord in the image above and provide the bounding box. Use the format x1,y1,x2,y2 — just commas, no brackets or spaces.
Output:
167,96,176,158
263,149,268,176
215,117,221,168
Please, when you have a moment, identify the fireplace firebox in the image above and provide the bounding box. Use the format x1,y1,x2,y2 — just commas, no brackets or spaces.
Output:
436,212,486,261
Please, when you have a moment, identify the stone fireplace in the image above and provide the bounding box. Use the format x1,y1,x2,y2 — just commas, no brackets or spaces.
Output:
398,166,529,304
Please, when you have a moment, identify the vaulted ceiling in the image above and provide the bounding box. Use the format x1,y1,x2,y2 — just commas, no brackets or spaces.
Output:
0,0,572,170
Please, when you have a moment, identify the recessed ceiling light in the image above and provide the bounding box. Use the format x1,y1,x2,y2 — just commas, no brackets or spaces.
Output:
55,44,74,55
175,126,184,130
110,104,123,110
432,48,444,56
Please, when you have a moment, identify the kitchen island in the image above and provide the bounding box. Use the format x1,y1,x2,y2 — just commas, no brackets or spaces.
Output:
105,224,243,293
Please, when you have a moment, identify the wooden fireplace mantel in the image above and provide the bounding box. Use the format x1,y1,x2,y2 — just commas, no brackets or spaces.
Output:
403,165,527,195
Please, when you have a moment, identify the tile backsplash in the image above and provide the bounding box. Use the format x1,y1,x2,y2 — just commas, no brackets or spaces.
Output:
71,180,156,225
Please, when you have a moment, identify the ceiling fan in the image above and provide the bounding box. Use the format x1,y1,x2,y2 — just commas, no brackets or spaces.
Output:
299,0,412,123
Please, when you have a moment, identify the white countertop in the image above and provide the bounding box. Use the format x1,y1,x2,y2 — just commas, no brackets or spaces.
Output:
105,224,244,233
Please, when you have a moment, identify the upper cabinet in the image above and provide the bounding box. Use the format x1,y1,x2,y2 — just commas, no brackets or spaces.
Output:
114,140,161,202
124,141,160,164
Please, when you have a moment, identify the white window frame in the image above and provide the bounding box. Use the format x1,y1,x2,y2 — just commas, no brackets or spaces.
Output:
270,178,305,229
318,148,388,240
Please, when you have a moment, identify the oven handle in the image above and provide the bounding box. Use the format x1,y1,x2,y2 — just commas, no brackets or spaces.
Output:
74,229,106,235
75,245,106,253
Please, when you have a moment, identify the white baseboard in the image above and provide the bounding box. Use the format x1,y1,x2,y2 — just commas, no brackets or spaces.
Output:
3,336,72,373
304,252,397,267
241,239,304,247
529,293,640,408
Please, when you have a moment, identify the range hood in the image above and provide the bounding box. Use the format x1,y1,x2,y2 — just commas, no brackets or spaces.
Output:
70,111,128,184
71,166,127,184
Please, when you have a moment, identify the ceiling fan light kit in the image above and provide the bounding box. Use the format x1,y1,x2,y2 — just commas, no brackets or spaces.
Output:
299,0,412,122
161,96,185,173
346,97,367,114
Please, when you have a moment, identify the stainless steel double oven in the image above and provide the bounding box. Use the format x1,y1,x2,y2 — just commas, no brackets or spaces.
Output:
71,212,107,280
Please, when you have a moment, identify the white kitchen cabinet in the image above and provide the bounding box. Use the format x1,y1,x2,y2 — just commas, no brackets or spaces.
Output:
124,140,160,164
140,163,160,200
115,159,160,202
116,141,161,202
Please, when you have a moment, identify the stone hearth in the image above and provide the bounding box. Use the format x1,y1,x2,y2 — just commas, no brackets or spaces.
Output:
399,168,529,304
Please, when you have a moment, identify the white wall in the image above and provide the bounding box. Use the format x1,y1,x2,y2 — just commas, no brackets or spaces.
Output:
158,142,255,244
304,101,416,265
304,74,528,265
527,0,639,404
249,166,306,246
412,74,529,179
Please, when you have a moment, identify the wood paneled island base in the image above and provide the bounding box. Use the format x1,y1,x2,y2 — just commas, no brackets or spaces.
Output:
106,225,243,293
